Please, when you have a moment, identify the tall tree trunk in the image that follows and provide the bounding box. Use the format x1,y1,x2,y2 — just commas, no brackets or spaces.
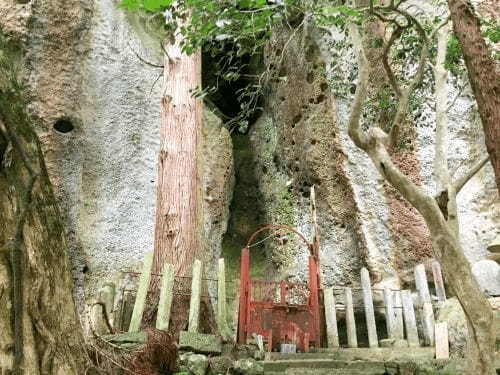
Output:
152,26,202,277
0,40,87,375
346,24,496,374
447,0,500,192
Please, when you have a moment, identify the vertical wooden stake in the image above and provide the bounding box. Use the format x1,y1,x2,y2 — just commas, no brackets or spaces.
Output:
393,291,404,339
414,264,434,346
324,288,340,348
361,268,378,348
434,322,449,359
414,264,431,304
310,185,320,260
344,287,358,348
431,261,446,301
401,290,419,347
308,256,321,346
422,302,435,346
188,259,203,333
129,252,154,332
156,263,175,331
217,258,230,338
383,288,395,339
238,248,250,344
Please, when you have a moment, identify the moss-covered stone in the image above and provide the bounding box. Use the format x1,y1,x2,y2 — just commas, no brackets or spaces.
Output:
208,355,233,375
179,331,222,355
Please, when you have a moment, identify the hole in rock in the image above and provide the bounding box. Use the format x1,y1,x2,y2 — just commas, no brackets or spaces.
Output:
314,94,326,104
292,113,302,126
53,119,74,134
306,72,314,83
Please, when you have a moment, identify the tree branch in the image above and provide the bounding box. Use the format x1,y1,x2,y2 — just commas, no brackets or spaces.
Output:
382,26,404,98
347,23,370,150
453,155,490,194
127,41,164,68
429,16,450,40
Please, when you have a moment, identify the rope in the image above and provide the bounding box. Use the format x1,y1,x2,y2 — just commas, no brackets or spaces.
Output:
248,231,281,248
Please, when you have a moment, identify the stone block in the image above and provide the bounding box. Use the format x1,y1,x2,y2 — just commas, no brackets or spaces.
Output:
209,356,233,375
233,358,264,375
471,260,500,296
179,331,222,354
379,338,395,348
393,339,409,348
187,353,209,375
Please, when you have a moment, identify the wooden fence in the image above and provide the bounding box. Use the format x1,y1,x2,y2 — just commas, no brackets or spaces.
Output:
91,255,449,357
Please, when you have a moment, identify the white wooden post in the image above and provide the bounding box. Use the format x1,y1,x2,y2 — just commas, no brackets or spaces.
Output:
401,290,419,347
217,258,231,338
431,261,446,301
129,252,154,332
188,259,203,333
434,322,449,359
344,287,358,348
383,288,395,339
324,288,340,348
393,291,404,339
422,302,435,346
414,264,431,304
414,264,435,346
361,268,378,348
156,263,175,331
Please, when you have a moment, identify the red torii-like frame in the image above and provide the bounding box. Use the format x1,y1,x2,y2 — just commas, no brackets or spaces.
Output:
237,224,322,352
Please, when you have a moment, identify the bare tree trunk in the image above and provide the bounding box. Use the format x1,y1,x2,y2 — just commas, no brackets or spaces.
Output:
152,24,202,277
346,24,496,375
447,0,500,192
0,41,87,374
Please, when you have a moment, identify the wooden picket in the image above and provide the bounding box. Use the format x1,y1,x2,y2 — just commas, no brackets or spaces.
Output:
106,253,449,355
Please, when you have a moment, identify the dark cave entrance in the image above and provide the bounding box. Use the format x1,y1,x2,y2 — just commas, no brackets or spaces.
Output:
202,42,264,133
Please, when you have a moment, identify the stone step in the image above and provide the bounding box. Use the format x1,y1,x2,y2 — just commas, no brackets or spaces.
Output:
285,369,376,375
265,347,434,362
263,359,393,373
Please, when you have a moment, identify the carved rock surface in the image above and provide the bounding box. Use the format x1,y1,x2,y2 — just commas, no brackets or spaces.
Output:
471,260,500,296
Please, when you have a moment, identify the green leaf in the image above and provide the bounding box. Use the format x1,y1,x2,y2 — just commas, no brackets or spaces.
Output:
117,0,141,10
143,0,172,10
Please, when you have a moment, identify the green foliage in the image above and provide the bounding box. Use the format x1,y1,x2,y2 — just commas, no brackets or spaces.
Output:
119,0,173,11
315,5,363,27
482,19,500,44
445,34,462,76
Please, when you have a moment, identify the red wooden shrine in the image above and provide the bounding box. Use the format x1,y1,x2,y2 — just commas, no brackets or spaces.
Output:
237,225,323,352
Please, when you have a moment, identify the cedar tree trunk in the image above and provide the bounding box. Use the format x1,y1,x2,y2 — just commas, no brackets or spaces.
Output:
447,0,500,191
152,26,203,277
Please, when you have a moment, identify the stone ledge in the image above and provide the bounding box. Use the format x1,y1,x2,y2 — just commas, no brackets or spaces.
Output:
179,331,222,354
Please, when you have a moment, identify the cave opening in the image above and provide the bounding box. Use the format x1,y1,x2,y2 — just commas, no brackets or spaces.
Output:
53,118,74,134
202,42,264,134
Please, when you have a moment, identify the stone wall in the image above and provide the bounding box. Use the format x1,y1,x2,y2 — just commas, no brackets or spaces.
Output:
1,0,497,314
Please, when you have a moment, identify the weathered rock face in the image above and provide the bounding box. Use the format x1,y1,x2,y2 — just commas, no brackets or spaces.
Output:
471,260,500,296
1,0,233,309
239,28,364,286
223,18,498,290
2,0,497,316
